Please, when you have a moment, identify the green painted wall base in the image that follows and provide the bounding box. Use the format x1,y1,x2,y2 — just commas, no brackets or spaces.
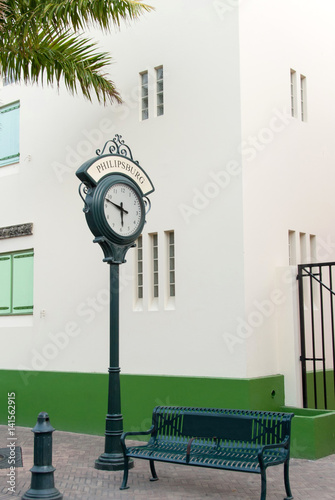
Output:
1,369,334,460
0,370,283,434
282,406,335,460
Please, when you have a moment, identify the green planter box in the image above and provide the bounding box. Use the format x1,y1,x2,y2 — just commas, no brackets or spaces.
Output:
282,406,335,459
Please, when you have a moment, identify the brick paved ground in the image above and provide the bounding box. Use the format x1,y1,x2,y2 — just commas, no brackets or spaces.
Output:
0,425,334,500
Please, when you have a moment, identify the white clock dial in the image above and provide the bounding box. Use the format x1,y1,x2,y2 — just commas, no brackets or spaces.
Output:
104,183,143,237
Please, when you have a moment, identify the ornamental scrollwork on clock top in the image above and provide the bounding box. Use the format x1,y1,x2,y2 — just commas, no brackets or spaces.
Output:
96,134,139,165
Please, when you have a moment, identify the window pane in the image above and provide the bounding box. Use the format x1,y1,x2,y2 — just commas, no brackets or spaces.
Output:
150,233,159,299
142,97,148,108
141,72,149,121
137,236,143,301
156,67,164,117
166,230,175,299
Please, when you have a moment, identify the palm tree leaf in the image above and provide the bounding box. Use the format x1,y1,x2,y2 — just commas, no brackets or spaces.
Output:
1,27,122,104
0,0,153,104
47,0,153,30
2,0,153,33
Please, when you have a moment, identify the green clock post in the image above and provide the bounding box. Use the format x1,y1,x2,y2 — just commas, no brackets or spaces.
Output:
76,135,154,470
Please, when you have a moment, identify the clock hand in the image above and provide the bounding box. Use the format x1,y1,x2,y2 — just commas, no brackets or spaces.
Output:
121,202,124,227
105,198,129,214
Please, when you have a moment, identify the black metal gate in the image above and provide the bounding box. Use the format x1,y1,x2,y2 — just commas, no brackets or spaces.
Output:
297,262,335,409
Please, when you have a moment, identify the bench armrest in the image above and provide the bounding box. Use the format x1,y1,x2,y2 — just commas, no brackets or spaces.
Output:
257,435,290,467
120,425,155,452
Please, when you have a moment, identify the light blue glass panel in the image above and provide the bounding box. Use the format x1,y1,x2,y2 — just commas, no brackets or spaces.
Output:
0,102,20,167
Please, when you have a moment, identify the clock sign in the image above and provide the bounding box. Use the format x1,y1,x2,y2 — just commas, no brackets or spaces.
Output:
83,174,146,245
104,181,143,238
75,135,155,471
76,135,154,248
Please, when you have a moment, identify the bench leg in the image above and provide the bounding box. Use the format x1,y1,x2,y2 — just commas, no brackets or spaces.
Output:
149,459,159,482
120,458,129,490
260,468,267,500
284,460,293,499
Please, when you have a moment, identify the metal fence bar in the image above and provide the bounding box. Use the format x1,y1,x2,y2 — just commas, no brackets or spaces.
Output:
309,266,318,408
319,266,327,409
298,266,308,408
330,266,335,403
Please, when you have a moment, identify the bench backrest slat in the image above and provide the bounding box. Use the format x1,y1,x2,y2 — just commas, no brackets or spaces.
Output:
151,406,293,446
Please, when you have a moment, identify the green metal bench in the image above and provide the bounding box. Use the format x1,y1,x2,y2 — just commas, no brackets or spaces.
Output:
120,406,294,500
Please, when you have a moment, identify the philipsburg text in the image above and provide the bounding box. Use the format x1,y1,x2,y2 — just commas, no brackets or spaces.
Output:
95,158,145,184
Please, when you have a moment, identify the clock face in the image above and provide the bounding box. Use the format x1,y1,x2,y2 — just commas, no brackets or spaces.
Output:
103,182,143,237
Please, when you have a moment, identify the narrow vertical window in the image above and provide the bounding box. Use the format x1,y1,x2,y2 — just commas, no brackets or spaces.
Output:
310,234,316,262
300,75,307,122
166,231,175,298
140,71,149,120
0,101,20,167
290,69,297,118
300,232,307,264
150,233,159,298
288,230,296,265
137,236,143,300
156,66,164,116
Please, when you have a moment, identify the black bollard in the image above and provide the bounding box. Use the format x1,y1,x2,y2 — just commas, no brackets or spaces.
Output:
22,412,63,500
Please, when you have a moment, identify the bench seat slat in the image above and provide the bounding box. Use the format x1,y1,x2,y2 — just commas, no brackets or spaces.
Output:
125,441,288,472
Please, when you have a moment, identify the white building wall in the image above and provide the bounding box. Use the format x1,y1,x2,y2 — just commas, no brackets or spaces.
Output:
0,0,247,378
238,0,335,379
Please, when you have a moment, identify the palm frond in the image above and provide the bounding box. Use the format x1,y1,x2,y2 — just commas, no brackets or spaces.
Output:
46,0,153,31
3,0,153,32
0,1,8,27
1,27,122,104
0,0,154,104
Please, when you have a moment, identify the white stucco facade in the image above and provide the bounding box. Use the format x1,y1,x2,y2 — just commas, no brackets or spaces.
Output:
1,0,335,406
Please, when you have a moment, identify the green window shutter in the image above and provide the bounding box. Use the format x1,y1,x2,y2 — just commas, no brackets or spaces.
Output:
12,252,34,314
0,102,20,167
0,255,12,315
